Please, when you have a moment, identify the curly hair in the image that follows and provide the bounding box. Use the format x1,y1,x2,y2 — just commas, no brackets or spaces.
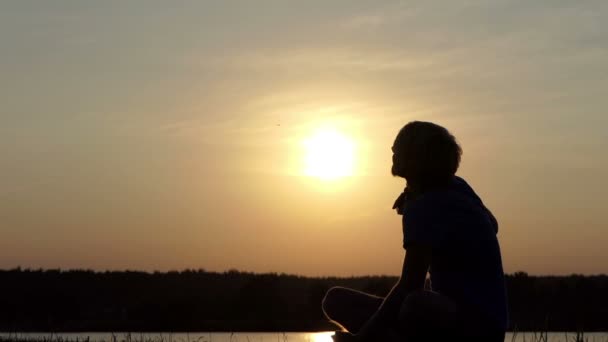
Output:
392,121,462,187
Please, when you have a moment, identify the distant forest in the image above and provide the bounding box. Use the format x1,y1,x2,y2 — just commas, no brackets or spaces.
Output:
0,269,606,332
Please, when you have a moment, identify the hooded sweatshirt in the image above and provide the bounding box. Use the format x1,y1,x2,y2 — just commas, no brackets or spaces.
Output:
397,176,508,331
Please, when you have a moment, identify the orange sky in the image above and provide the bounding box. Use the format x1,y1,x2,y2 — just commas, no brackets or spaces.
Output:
1,1,607,276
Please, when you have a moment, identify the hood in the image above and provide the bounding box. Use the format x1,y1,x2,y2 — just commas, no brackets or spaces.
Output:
452,176,499,234
393,176,499,234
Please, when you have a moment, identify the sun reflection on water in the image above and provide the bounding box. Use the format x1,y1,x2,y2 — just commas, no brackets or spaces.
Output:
310,332,334,342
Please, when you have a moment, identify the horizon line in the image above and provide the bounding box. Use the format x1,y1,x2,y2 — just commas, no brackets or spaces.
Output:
2,267,606,278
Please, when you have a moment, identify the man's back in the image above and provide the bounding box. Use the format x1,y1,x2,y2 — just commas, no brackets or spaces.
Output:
402,176,508,331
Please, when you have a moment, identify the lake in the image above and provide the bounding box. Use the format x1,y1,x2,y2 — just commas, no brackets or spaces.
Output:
2,332,608,342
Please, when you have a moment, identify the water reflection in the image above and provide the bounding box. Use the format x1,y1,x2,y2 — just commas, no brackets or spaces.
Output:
311,332,334,342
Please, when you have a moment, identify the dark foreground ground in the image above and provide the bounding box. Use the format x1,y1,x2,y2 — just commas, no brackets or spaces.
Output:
2,332,608,342
1,269,607,332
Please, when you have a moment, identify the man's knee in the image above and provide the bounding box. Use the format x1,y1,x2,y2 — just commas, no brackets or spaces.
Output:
321,287,341,314
321,286,347,317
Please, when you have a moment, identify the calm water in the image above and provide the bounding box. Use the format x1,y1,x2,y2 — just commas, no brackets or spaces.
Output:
2,332,608,342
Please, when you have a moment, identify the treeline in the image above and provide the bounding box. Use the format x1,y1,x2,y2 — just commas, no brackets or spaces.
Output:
0,268,606,332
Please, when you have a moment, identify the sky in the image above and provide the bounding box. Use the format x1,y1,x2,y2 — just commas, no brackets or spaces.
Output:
1,0,607,276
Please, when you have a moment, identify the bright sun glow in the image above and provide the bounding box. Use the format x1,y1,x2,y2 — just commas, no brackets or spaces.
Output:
302,127,356,180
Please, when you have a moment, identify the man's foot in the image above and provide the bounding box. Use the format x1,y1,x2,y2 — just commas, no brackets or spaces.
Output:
332,331,356,342
332,330,404,342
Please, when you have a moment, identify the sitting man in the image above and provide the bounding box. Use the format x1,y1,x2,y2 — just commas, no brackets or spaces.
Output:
322,121,508,341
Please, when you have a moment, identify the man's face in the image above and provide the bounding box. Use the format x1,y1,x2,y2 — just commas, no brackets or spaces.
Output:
391,143,406,178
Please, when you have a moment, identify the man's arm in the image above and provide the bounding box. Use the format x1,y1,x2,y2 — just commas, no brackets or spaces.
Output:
354,244,431,341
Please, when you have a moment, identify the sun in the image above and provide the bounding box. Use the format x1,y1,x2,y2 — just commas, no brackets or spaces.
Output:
302,127,356,180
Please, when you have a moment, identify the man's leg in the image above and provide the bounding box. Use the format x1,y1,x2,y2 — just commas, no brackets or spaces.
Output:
398,290,460,338
322,287,383,334
398,291,505,341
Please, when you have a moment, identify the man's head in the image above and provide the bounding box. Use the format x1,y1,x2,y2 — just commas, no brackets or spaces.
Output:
391,121,462,187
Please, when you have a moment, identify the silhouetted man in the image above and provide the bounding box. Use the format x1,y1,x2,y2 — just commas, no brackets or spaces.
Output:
322,121,508,341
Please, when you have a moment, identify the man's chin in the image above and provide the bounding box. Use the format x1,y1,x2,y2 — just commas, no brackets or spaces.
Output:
391,166,405,178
